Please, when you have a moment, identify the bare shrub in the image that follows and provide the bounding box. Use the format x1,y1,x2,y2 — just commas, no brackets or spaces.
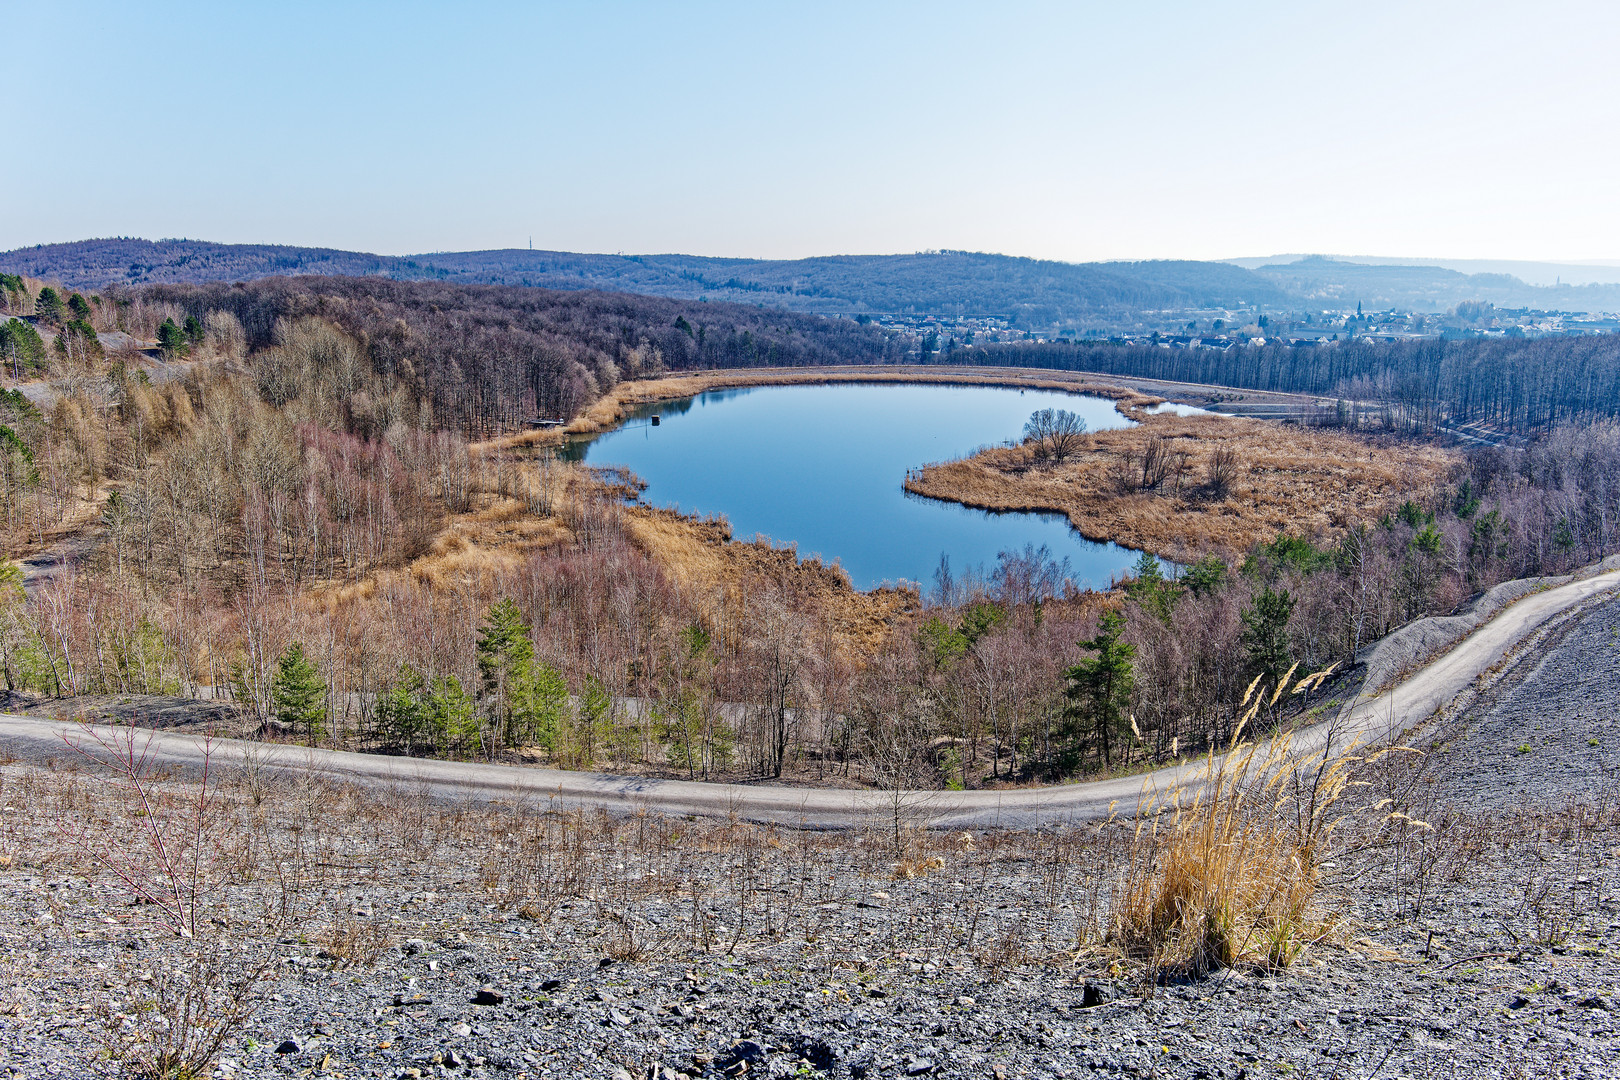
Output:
98,945,272,1080
319,912,391,968
1206,444,1239,498
57,728,217,939
54,729,283,1079
1138,436,1172,491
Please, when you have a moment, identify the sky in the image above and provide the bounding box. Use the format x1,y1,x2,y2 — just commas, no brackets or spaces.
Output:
6,0,1620,263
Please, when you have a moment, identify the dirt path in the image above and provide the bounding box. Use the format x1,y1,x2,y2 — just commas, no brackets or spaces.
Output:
3,570,1616,828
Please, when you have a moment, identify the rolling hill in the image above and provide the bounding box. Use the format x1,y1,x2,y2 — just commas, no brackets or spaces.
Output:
7,239,1620,325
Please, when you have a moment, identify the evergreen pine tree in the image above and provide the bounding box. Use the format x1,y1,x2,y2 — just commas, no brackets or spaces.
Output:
271,642,327,746
1240,586,1296,690
33,287,62,323
1062,611,1136,770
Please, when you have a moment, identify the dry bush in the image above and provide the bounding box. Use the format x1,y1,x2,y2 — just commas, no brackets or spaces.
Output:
1111,680,1373,977
318,911,391,968
97,945,272,1080
43,731,288,1079
1206,444,1239,498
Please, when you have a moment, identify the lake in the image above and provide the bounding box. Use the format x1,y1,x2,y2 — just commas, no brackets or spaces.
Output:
563,382,1146,591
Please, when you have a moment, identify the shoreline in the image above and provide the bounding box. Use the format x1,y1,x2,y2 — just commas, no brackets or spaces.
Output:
479,362,1453,572
905,413,1459,561
475,365,1164,454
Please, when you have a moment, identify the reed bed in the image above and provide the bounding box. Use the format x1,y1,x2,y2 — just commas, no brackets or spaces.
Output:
906,412,1459,559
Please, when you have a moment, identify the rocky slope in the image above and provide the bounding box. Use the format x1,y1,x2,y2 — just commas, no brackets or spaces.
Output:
1,602,1619,1078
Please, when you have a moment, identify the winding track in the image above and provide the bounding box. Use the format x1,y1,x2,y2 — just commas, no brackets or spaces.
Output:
3,568,1617,829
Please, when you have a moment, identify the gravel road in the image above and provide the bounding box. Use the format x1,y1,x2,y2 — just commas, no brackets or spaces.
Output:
3,566,1615,830
1423,588,1620,812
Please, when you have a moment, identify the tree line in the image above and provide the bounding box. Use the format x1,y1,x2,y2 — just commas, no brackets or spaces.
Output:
950,335,1620,433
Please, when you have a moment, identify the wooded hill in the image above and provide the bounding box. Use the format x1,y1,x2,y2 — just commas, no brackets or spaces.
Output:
20,238,1620,324
132,277,904,434
0,239,1293,321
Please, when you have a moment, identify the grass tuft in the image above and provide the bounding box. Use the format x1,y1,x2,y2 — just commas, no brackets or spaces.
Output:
1111,689,1383,977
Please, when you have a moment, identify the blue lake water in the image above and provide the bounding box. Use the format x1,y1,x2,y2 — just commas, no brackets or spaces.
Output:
563,382,1146,591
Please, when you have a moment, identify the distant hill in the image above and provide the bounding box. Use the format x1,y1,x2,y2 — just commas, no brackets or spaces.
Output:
1228,253,1620,287
1240,255,1620,312
8,239,1620,323
0,239,1295,326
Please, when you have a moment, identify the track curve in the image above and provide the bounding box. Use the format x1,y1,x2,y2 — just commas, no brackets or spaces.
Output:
3,568,1616,829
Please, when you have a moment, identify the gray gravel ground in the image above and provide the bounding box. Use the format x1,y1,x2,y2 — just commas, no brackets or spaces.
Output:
1421,594,1620,812
4,604,1620,1079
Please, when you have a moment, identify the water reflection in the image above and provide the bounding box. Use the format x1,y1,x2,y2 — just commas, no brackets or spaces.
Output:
564,382,1148,591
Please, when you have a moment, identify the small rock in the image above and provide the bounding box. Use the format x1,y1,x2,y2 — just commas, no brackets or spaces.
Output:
275,1039,300,1055
540,978,564,992
1082,982,1115,1008
1509,995,1532,1010
598,957,616,969
610,1009,632,1026
1580,995,1610,1010
955,995,975,1007
403,938,428,955
906,1059,935,1076
472,988,504,1006
450,1022,472,1038
731,1040,768,1062
443,1048,464,1069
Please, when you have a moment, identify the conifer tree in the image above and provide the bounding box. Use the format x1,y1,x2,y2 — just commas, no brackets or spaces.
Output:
272,642,327,746
1241,586,1296,690
1062,610,1136,770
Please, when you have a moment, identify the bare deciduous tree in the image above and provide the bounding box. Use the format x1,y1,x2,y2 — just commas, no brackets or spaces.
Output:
1023,408,1087,464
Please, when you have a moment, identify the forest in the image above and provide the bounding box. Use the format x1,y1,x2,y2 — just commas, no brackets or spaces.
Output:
128,277,904,434
954,334,1620,433
0,272,1616,789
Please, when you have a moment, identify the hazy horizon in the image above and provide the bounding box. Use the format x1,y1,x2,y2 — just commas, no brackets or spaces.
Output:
7,1,1619,264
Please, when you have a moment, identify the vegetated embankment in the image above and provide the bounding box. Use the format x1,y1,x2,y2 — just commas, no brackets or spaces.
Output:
905,410,1460,560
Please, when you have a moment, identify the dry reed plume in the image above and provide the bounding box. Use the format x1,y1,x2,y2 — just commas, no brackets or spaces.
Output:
1111,673,1395,977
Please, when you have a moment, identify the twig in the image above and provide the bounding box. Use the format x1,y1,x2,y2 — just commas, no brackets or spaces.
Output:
1428,951,1513,973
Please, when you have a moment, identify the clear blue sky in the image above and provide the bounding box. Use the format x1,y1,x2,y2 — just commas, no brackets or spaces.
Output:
6,0,1619,262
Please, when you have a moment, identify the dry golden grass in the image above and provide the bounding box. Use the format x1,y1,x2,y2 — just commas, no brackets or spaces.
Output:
623,506,918,658
315,493,571,606
906,412,1460,560
476,365,1157,454
1114,678,1370,975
